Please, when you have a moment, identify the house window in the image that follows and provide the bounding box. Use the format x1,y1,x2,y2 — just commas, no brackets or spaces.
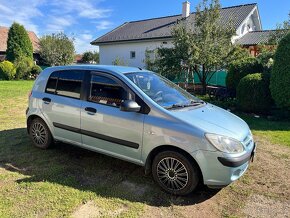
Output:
130,51,136,59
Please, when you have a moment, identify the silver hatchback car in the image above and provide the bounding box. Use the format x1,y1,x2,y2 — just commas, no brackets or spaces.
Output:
26,65,256,195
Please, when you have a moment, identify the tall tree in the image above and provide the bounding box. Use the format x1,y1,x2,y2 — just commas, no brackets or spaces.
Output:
175,0,235,94
6,22,33,62
39,33,75,66
155,0,235,94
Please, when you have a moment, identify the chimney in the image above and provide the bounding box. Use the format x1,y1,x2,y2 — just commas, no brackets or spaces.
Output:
182,1,190,18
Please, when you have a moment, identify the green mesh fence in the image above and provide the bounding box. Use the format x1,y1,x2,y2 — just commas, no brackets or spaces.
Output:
173,70,227,87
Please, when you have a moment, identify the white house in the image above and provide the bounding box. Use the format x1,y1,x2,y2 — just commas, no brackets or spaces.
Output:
91,2,265,67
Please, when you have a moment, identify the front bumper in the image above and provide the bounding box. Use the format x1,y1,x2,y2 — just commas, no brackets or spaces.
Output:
192,142,256,186
218,143,256,167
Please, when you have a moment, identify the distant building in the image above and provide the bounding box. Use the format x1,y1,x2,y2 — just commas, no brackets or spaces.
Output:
91,2,277,68
0,26,40,62
74,54,83,64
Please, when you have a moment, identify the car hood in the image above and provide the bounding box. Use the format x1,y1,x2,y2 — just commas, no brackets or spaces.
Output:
169,103,250,141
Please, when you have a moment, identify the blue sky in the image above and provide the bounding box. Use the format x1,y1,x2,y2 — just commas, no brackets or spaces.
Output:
0,0,289,53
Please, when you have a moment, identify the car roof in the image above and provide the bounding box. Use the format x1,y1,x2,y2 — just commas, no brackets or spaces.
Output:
44,65,149,75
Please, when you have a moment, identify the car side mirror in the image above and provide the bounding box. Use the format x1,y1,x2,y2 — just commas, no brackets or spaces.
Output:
120,100,141,112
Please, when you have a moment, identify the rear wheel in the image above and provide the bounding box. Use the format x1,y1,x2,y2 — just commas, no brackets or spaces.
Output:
152,150,199,195
29,118,53,149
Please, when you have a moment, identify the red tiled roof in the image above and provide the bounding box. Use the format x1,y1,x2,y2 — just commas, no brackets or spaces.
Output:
0,26,39,53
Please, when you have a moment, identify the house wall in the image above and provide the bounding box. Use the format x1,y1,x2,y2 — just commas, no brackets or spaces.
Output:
232,7,261,43
99,40,173,68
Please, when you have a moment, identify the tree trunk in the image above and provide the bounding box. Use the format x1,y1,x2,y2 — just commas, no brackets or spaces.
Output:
201,65,207,95
201,79,207,95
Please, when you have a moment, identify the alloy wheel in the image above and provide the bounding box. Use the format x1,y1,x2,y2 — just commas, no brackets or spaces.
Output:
157,157,189,191
31,122,47,146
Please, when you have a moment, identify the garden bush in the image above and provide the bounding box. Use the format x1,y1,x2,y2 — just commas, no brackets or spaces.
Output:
237,73,272,113
270,32,290,109
0,61,16,80
226,57,263,92
30,65,42,78
14,57,34,79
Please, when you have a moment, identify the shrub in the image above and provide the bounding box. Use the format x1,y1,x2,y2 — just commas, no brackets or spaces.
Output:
270,32,290,109
0,61,16,80
30,65,42,78
226,57,263,92
237,73,273,113
14,57,34,79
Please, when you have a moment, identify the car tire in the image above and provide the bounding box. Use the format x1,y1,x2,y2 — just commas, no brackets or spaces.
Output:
29,118,53,149
152,150,200,195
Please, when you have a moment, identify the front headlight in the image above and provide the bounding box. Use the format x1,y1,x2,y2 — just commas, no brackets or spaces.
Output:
205,133,244,154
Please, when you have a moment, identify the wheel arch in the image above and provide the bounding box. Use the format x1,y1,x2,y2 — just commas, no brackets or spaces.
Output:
144,145,203,183
27,114,53,135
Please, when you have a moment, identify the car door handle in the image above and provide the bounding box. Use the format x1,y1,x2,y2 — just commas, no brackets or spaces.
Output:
85,107,97,114
42,97,51,104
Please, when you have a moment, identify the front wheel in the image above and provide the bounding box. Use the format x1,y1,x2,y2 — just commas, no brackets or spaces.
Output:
29,118,53,149
152,151,200,195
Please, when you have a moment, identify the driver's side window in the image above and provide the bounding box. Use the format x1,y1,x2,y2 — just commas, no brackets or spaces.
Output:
89,74,130,107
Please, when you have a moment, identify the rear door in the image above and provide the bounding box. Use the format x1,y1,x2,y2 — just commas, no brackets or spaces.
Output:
40,70,85,145
80,72,145,164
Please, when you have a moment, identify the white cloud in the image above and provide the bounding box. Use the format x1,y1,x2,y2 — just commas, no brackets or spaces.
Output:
95,20,113,31
74,33,99,54
0,0,43,34
46,16,75,32
0,0,111,53
49,0,112,19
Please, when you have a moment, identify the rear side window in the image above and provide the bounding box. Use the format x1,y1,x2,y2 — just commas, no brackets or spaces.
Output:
89,75,128,107
45,70,85,99
45,71,59,94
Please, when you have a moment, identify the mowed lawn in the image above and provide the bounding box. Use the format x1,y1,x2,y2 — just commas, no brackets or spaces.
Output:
0,81,290,218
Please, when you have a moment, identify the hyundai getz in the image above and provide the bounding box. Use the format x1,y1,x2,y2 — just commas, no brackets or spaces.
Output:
26,65,256,195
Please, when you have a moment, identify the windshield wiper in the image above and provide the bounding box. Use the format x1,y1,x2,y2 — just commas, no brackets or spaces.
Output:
165,101,204,110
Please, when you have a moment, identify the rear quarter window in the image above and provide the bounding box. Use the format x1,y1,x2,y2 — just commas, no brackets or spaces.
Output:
45,71,59,94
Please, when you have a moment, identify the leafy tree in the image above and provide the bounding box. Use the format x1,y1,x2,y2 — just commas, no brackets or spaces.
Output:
156,48,182,80
81,51,99,63
270,32,290,109
154,0,235,94
39,33,75,66
0,61,16,80
226,46,251,66
6,22,33,62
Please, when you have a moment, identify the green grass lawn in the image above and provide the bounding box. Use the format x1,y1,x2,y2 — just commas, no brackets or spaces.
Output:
239,114,290,147
0,81,289,217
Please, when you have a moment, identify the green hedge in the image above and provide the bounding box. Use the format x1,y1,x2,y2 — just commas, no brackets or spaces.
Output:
226,57,263,91
237,73,272,113
270,32,290,109
14,57,34,79
0,61,16,80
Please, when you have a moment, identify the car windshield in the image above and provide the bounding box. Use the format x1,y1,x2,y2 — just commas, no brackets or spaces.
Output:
126,72,204,109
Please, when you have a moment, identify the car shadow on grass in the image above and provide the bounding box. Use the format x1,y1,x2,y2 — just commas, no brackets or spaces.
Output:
0,128,220,207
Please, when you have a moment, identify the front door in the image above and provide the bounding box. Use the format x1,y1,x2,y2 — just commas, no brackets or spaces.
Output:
81,72,144,164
